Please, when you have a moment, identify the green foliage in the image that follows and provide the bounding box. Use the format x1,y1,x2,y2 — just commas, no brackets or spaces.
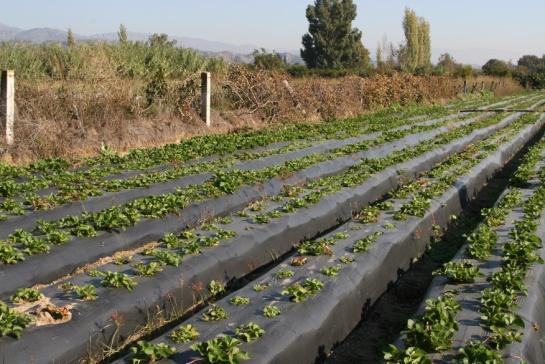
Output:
0,242,25,264
321,265,341,277
73,284,98,301
229,296,250,306
118,24,128,44
276,268,294,279
383,345,431,364
339,255,355,264
301,0,370,69
11,288,42,304
130,340,176,364
263,304,281,318
352,232,383,253
0,301,33,338
133,261,164,276
252,283,269,292
458,341,503,364
355,205,380,223
99,271,137,291
433,261,483,284
66,28,76,47
465,225,498,260
399,8,431,73
235,322,265,343
191,335,250,364
282,278,324,302
208,280,226,296
170,324,200,344
0,41,225,81
404,293,461,352
253,49,286,70
482,59,511,77
201,304,229,321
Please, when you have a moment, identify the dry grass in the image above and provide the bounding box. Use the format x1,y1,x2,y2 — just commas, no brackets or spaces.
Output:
1,67,522,165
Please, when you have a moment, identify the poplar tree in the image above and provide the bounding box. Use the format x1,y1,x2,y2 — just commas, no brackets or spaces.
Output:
399,8,431,73
67,28,75,47
118,24,128,44
301,0,370,69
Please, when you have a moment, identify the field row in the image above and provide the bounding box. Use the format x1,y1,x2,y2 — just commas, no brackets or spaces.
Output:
0,93,544,363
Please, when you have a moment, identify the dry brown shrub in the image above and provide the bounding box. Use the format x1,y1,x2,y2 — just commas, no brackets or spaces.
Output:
2,68,523,165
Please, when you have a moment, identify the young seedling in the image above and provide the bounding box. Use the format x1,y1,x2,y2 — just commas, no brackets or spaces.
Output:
11,288,42,304
170,324,199,344
0,301,33,338
201,304,229,321
133,261,164,277
320,265,341,277
73,284,98,301
191,335,249,364
208,280,225,296
235,322,265,343
100,271,137,291
229,296,250,306
252,283,269,292
263,305,281,318
276,269,294,279
433,261,483,284
130,341,176,363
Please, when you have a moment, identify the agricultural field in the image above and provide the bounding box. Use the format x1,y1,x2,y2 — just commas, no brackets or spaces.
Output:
1,92,545,364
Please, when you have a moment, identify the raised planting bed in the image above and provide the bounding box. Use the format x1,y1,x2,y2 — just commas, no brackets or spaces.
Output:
0,93,530,212
106,113,545,364
0,110,522,299
1,113,543,363
385,137,545,363
0,111,477,234
0,100,472,195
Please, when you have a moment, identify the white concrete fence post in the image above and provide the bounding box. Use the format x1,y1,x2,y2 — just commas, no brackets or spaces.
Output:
201,72,211,127
1,70,15,145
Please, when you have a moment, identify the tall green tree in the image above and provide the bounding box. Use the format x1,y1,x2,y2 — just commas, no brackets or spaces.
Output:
482,59,511,77
66,28,75,47
301,0,370,69
399,8,431,73
148,33,177,47
118,24,128,44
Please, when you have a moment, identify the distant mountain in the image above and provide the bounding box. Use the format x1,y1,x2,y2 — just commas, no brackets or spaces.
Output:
0,23,21,39
0,22,303,64
13,27,69,43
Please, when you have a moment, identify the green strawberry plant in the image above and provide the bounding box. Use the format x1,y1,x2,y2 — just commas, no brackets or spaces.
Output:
320,265,341,277
191,335,250,364
73,284,98,301
433,261,483,284
383,345,431,364
11,288,42,304
201,305,229,321
0,301,33,338
99,271,137,291
170,324,199,344
263,304,281,318
252,283,269,292
208,280,225,296
235,322,265,343
276,269,294,279
133,262,164,277
403,293,461,352
229,296,250,306
130,341,176,364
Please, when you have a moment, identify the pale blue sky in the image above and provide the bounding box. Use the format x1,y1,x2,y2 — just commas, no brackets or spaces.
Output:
2,0,544,64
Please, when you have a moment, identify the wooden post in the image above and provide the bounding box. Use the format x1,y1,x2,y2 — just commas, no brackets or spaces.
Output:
200,72,211,127
463,79,468,94
1,70,14,145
